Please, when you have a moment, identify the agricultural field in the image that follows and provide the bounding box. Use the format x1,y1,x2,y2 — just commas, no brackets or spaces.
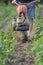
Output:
0,3,43,65
0,4,16,27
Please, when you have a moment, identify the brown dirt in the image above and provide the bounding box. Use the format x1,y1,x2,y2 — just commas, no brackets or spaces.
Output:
7,41,35,65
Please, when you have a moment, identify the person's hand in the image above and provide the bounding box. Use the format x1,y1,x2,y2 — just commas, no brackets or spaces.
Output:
26,1,34,6
36,0,40,3
11,0,16,5
26,0,40,6
27,3,30,6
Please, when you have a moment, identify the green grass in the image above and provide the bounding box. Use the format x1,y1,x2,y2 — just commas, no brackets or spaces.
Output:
27,4,43,65
31,4,43,65
0,4,18,64
0,4,17,26
0,29,18,65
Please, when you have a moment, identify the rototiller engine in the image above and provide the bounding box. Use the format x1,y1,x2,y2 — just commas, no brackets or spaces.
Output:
12,5,29,42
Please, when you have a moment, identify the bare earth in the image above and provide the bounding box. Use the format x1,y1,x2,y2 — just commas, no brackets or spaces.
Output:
7,42,35,65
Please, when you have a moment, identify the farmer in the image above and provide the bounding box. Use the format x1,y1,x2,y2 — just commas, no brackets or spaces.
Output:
12,0,40,39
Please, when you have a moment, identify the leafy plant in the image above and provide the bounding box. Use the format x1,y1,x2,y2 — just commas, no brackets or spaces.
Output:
31,7,43,65
0,29,17,65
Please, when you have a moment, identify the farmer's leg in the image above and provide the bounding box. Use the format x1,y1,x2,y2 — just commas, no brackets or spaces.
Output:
27,4,36,37
27,19,33,37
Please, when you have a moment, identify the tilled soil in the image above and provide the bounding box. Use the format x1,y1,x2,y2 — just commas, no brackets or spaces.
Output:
7,42,35,65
